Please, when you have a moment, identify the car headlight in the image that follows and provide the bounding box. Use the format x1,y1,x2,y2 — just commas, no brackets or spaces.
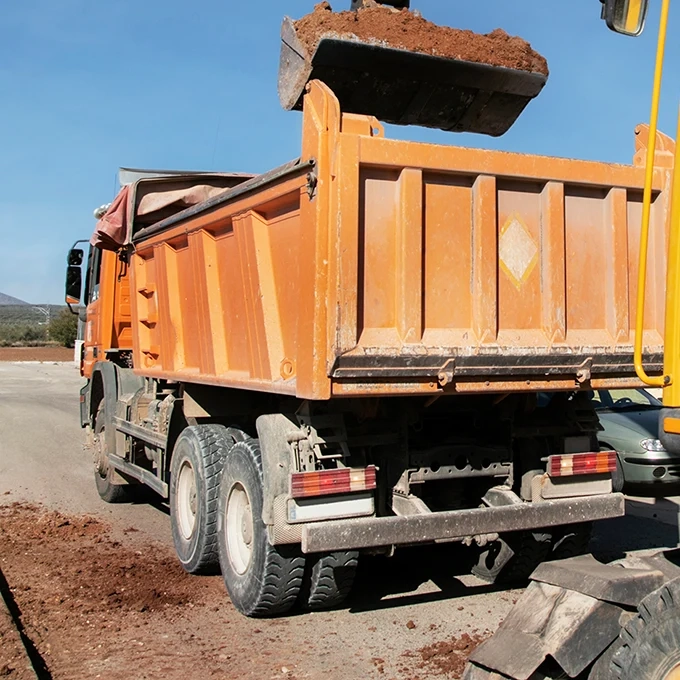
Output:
640,438,666,452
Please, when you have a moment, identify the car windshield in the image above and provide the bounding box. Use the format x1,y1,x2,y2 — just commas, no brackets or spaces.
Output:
591,388,662,411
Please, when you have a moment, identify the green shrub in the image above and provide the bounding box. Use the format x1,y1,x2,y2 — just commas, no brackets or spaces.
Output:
48,309,79,348
0,324,48,346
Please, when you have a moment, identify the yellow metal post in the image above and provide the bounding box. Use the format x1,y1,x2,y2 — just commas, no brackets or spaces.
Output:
662,109,680,406
634,0,672,388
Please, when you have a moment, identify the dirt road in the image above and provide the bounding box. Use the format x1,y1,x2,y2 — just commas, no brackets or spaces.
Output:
0,347,74,362
1,363,678,680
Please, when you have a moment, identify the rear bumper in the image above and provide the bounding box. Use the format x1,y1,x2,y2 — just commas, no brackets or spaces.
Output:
300,493,624,553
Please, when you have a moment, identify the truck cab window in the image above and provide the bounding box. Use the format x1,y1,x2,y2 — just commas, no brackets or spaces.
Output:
83,246,102,304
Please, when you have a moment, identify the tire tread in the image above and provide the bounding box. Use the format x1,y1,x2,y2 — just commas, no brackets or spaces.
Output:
302,551,358,611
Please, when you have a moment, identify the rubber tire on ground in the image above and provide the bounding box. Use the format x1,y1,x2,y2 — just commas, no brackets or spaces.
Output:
169,425,238,575
472,530,552,584
93,402,131,504
299,551,359,611
217,438,305,617
609,578,680,679
550,522,593,561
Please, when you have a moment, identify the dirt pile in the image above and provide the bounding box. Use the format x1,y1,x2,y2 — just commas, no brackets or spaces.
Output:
403,631,489,678
294,2,548,76
0,503,232,679
0,611,34,680
0,503,210,616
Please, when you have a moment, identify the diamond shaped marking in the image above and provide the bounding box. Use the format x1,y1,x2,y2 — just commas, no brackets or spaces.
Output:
499,216,538,289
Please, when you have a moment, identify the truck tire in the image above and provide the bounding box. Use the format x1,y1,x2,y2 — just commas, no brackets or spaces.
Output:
609,578,680,679
472,531,552,584
299,551,359,610
217,439,305,617
93,402,130,503
169,425,236,575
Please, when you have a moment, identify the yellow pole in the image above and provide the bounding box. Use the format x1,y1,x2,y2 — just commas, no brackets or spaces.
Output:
634,0,672,387
662,109,680,406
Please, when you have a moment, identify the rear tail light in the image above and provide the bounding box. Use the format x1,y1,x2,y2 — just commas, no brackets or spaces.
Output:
548,452,618,478
291,466,377,499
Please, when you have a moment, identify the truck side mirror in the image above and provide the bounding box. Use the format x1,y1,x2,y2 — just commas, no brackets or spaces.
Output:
68,248,84,266
602,0,649,36
65,266,82,307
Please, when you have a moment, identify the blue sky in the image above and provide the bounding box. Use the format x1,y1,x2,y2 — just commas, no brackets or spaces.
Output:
0,0,678,303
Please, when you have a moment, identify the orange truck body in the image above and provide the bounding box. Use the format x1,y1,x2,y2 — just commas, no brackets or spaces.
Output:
74,81,677,598
85,81,672,399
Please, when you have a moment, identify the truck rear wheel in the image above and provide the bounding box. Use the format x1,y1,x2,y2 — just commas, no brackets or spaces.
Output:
299,551,359,610
93,402,130,504
169,425,235,575
472,530,552,584
609,578,680,680
217,439,305,617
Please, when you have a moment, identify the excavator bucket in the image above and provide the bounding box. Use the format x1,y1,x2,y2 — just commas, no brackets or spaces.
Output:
278,16,548,137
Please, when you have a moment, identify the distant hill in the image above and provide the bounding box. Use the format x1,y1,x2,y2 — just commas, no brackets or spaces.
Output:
0,292,29,306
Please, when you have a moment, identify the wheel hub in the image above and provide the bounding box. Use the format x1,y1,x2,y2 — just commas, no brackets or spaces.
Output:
93,431,108,476
177,460,198,540
665,664,680,680
241,506,253,545
226,483,254,575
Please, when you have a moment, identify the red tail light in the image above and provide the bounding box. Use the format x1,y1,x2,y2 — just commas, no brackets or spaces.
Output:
291,466,377,499
548,452,618,478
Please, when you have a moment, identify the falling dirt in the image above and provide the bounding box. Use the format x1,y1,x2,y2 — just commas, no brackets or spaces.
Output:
294,2,548,76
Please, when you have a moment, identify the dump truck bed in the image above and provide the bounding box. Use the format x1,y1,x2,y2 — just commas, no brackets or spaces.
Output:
126,82,671,400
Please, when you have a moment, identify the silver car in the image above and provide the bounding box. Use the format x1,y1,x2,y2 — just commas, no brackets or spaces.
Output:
593,388,680,495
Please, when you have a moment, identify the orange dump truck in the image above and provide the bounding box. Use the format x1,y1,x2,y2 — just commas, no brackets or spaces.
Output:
65,81,673,617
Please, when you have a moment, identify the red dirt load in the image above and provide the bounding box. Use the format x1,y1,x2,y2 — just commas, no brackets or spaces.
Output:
294,2,548,76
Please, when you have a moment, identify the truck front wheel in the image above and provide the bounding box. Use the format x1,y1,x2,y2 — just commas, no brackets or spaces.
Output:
217,439,305,617
169,425,235,575
93,402,130,504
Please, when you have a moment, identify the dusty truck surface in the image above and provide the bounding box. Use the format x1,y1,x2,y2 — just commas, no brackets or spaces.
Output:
65,2,674,618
